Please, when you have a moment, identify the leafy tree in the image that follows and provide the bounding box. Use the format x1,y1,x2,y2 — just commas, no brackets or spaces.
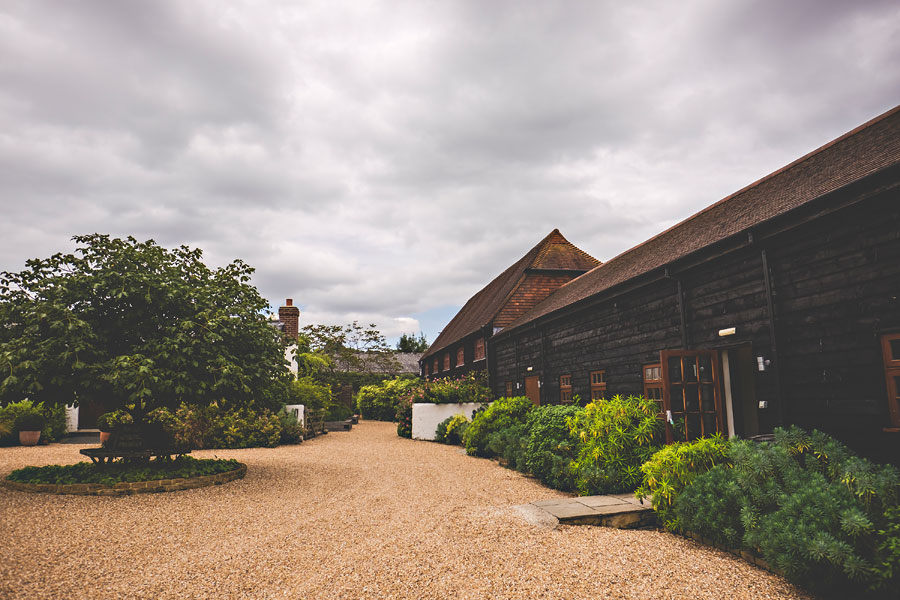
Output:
396,332,428,353
301,321,401,374
0,234,292,427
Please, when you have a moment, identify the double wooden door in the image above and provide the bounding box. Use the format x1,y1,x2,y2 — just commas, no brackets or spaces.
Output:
660,350,725,442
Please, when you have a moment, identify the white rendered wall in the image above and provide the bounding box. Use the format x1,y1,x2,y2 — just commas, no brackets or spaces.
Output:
412,403,485,441
284,404,305,428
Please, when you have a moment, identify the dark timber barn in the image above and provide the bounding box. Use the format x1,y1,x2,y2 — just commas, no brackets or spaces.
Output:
447,105,900,463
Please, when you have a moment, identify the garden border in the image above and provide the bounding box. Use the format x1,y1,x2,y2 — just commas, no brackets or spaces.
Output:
2,463,247,496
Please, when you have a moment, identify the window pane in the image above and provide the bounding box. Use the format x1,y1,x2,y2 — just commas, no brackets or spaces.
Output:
698,354,713,382
685,385,699,411
700,384,715,411
668,357,682,383
702,413,718,436
686,414,701,441
894,375,900,399
891,339,900,361
684,357,698,382
670,384,684,411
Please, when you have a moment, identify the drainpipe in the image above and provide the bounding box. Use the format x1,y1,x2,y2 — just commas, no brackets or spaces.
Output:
761,248,785,426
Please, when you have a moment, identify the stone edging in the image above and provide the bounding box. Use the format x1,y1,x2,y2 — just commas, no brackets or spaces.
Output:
683,531,784,577
2,463,247,496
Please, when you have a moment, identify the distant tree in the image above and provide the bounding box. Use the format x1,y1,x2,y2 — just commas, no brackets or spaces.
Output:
397,332,428,353
0,235,292,427
301,321,401,374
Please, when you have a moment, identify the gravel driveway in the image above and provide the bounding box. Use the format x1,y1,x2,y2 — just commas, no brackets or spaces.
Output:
0,421,811,599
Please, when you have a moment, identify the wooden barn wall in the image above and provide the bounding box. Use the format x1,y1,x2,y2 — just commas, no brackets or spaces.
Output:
766,188,900,459
490,182,900,460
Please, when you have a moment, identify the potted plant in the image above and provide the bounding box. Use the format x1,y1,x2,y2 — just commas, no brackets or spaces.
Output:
14,410,46,446
96,411,131,444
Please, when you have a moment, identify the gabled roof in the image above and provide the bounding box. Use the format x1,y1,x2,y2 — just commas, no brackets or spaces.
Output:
502,104,900,333
422,229,599,360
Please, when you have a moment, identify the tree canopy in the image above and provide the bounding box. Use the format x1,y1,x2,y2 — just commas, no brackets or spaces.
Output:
0,234,292,424
396,332,428,353
300,321,401,375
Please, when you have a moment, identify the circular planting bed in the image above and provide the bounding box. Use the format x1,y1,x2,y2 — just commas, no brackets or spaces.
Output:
2,456,247,496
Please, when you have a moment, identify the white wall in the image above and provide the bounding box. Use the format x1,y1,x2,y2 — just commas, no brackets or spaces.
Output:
412,403,485,441
284,404,305,428
65,405,79,433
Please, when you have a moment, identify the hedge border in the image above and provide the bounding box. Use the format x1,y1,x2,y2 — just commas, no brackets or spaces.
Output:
2,463,247,496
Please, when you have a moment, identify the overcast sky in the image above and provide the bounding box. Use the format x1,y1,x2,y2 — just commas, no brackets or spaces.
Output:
1,0,898,345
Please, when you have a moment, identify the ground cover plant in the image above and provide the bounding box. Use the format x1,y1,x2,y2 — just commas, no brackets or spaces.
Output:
568,394,662,495
674,427,900,597
6,456,242,486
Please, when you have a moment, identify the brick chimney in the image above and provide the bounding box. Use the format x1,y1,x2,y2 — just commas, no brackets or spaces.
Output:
278,298,300,340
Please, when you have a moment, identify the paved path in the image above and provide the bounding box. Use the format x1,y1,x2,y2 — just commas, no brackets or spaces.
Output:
0,421,810,599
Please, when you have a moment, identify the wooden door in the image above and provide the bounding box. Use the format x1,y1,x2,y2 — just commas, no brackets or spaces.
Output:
77,399,104,430
661,350,725,443
524,375,540,406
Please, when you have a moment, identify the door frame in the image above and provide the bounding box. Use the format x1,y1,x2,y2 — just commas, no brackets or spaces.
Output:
660,349,725,443
524,375,541,406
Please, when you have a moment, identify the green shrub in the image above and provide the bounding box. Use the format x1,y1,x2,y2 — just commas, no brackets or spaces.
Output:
487,422,530,470
523,404,583,491
435,414,469,445
568,395,662,495
675,429,900,597
6,456,241,485
149,404,282,449
0,400,52,445
396,396,413,438
13,409,45,432
423,372,492,404
357,377,423,421
277,408,304,445
43,404,67,442
635,434,730,530
96,410,133,433
463,396,533,457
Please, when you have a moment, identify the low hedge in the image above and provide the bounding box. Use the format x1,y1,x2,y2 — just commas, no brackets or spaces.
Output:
6,456,242,486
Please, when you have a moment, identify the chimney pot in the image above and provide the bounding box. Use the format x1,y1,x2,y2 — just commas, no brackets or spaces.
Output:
286,298,293,306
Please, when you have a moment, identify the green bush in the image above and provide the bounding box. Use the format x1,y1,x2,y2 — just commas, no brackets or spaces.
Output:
0,400,65,444
277,408,304,445
43,404,67,442
435,414,469,445
568,395,662,495
463,396,533,457
487,422,530,470
396,396,413,438
286,376,335,413
524,404,583,491
13,409,45,432
675,428,900,597
149,404,282,449
635,434,730,530
6,456,241,485
357,377,423,421
423,371,492,404
96,410,133,433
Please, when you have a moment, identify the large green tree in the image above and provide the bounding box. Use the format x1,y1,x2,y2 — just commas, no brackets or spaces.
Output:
0,235,291,425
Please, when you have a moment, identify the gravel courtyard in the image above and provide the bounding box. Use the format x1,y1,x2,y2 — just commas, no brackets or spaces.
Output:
1,421,811,600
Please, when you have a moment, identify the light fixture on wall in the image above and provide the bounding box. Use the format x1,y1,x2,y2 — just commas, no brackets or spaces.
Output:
719,327,736,337
526,366,533,372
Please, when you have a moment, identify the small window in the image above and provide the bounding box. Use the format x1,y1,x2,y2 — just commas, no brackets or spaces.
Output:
474,337,485,361
643,363,664,416
505,381,513,397
443,353,450,371
882,334,900,428
457,347,465,367
590,370,607,401
426,362,431,376
560,374,573,404
433,358,439,374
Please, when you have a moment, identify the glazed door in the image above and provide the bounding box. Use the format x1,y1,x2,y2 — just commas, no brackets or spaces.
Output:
524,375,541,406
660,350,725,443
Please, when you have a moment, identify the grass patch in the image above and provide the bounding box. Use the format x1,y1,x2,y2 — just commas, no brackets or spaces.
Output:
6,456,243,486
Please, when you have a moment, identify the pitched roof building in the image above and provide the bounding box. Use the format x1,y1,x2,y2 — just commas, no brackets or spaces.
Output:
420,229,599,379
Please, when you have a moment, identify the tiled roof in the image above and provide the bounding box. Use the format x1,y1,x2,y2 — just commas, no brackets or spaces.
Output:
503,104,900,332
421,229,599,360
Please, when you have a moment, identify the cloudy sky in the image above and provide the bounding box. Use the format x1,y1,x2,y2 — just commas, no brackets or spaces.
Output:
1,0,898,345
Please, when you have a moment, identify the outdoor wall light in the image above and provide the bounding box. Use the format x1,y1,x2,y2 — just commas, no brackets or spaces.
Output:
526,366,533,371
719,327,736,337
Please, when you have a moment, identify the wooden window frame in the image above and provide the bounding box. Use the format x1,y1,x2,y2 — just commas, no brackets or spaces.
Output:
505,381,513,397
559,374,573,404
474,337,486,361
443,353,451,371
881,334,900,429
643,363,664,416
590,370,607,401
433,358,439,374
660,350,725,443
457,346,465,368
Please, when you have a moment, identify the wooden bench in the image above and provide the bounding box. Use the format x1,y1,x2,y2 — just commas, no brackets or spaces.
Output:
80,447,190,466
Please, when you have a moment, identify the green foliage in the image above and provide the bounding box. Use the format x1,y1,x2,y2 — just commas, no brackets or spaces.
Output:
301,321,401,375
6,456,241,485
487,423,530,470
523,404,583,491
326,402,353,421
435,414,469,445
423,371,492,404
277,408,304,445
0,235,292,428
396,396,412,438
397,332,429,353
568,395,662,495
635,434,730,530
463,395,533,458
285,377,334,413
149,404,281,449
96,410,133,433
674,428,900,597
0,399,64,444
13,409,45,432
357,377,424,421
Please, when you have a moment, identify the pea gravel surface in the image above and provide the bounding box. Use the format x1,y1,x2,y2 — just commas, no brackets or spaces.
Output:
0,421,812,600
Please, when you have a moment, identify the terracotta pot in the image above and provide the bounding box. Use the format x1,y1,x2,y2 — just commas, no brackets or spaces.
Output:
19,430,41,446
99,431,111,444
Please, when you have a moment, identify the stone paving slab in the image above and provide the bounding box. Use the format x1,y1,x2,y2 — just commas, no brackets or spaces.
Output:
528,494,655,529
